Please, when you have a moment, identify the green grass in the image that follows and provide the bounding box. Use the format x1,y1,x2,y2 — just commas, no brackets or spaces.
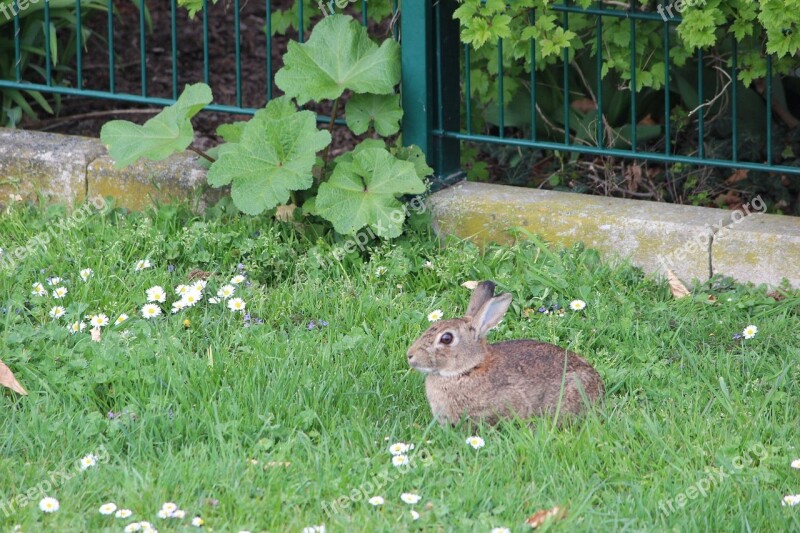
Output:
1,199,799,532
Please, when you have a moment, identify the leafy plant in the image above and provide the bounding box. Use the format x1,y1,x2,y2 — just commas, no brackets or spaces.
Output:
0,0,108,127
101,14,431,239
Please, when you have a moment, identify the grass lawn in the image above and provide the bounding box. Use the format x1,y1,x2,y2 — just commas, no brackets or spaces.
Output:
1,199,799,532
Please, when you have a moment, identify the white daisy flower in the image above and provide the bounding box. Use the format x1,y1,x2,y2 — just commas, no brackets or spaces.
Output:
782,494,800,506
124,523,142,533
208,297,220,304
49,306,66,319
181,288,203,307
301,525,325,533
227,298,246,312
80,453,98,469
230,275,246,285
392,455,409,467
400,493,421,505
46,277,62,286
423,260,433,269
466,436,485,449
52,286,68,299
161,503,178,515
172,509,186,519
175,284,189,295
410,510,420,520
217,285,236,299
89,314,109,328
146,286,167,303
116,509,133,518
68,321,86,334
791,458,800,469
192,280,207,292
157,509,171,519
141,304,162,319
171,300,187,314
569,299,587,311
375,266,388,277
742,325,758,339
80,268,93,281
134,259,151,271
99,502,117,515
389,442,412,455
191,516,204,527
115,313,129,325
368,496,384,506
490,528,511,533
39,497,59,513
427,309,443,322
31,282,47,296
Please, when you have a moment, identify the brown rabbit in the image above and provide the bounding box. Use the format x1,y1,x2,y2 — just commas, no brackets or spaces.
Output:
407,281,604,425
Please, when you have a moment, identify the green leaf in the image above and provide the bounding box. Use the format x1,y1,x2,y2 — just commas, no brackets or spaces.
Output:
393,145,433,180
206,96,331,215
344,93,403,136
275,14,401,104
315,148,426,238
216,122,247,143
100,83,212,167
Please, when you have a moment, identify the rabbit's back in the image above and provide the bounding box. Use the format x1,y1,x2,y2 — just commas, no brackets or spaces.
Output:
425,340,604,424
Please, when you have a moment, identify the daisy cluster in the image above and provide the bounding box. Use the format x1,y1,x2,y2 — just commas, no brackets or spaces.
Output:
31,261,251,336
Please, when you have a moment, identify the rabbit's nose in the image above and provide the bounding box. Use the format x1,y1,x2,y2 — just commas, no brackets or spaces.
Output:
406,349,414,361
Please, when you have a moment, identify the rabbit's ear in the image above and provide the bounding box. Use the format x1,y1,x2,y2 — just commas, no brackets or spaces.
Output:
472,293,512,338
465,281,496,318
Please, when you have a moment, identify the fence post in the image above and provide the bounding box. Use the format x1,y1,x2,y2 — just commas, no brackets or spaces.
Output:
401,0,463,188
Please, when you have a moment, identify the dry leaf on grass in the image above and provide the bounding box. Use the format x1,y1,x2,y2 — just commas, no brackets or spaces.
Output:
275,204,297,222
526,506,567,528
461,280,479,290
666,270,690,299
188,269,212,281
0,358,27,396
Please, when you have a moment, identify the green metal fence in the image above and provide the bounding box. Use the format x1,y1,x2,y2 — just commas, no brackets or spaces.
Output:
1,0,799,185
402,0,800,184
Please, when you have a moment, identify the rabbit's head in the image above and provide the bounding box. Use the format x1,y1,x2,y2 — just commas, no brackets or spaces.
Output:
407,281,512,377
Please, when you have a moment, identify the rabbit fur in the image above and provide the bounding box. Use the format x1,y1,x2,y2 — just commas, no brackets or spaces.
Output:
407,281,604,425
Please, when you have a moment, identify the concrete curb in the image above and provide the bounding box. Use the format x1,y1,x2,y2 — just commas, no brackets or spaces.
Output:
0,128,217,211
428,181,800,288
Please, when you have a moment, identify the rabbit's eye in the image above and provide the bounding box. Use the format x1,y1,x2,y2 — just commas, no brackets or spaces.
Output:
440,332,454,345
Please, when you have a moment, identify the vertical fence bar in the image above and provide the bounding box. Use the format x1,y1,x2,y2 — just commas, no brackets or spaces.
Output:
203,0,210,85
530,9,537,142
266,0,273,101
76,0,83,90
362,0,368,26
697,48,703,158
595,3,602,147
629,16,636,151
766,56,773,165
731,38,738,162
298,0,304,42
44,0,52,85
497,38,504,138
107,0,115,92
171,0,178,100
139,0,147,96
402,0,461,183
663,17,670,156
234,0,242,108
562,6,569,145
13,1,21,81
